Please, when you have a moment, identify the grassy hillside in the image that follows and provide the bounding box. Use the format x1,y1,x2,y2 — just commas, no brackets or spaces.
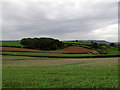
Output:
106,47,119,55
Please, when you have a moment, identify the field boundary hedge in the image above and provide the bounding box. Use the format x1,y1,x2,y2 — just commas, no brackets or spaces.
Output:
1,54,120,58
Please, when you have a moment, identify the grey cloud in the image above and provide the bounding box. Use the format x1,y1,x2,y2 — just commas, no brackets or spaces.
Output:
2,1,118,41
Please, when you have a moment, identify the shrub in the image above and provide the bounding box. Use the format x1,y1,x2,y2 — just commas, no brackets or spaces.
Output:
91,42,99,48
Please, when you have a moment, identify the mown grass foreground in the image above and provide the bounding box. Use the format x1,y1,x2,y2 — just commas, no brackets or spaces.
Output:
2,55,118,88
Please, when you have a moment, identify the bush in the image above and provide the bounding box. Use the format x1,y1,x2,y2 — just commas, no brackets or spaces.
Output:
20,37,65,50
110,43,115,47
91,42,99,48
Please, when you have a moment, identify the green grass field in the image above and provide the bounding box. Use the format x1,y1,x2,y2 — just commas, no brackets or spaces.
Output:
2,55,118,88
2,51,94,57
1,41,22,47
106,47,119,55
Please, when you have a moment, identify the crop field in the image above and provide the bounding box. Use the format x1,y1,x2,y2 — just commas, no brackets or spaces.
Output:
2,55,118,88
1,46,95,53
48,46,95,53
1,47,44,52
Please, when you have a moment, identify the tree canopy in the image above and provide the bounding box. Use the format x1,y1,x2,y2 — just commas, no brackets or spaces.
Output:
20,37,65,50
110,43,115,46
91,42,99,48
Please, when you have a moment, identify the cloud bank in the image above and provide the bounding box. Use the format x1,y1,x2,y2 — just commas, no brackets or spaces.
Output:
2,0,118,41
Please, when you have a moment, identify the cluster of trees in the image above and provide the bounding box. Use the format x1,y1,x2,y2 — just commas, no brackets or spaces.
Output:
20,37,65,50
91,42,118,54
91,42,99,48
91,42,117,48
110,43,115,46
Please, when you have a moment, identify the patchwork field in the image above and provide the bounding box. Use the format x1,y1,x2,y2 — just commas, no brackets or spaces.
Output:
1,47,44,52
1,41,119,56
1,40,119,88
1,46,96,57
2,55,118,88
48,46,95,53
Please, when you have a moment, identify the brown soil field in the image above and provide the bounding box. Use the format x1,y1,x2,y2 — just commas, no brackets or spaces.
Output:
1,47,45,52
48,46,95,53
1,46,95,53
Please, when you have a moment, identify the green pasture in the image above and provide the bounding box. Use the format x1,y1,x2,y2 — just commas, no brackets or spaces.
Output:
106,47,119,55
95,46,119,55
2,51,94,57
2,55,60,61
1,41,22,47
2,55,118,88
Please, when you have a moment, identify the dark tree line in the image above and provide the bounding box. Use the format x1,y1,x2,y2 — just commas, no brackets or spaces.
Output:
20,37,65,50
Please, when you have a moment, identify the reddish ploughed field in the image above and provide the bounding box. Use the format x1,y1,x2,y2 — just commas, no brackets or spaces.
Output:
1,46,95,53
48,46,95,53
1,47,44,52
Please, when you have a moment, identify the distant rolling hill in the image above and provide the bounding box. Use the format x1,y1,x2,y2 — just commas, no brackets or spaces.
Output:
78,40,110,43
64,40,110,43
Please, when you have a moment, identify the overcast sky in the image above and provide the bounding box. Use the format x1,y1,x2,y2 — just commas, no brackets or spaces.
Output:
2,0,119,42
